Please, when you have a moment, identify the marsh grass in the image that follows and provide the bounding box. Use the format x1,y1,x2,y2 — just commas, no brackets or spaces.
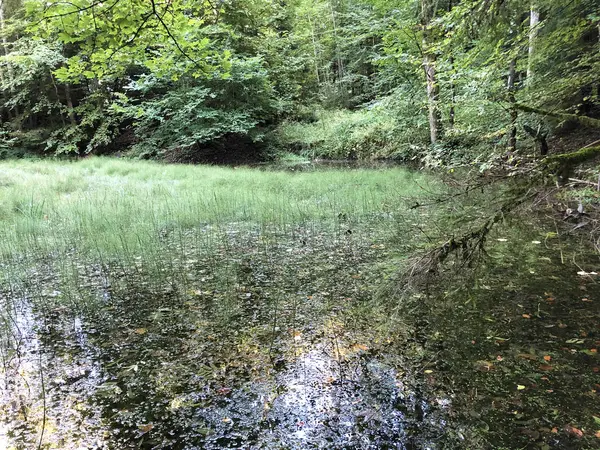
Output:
0,158,433,252
0,157,438,311
0,158,451,448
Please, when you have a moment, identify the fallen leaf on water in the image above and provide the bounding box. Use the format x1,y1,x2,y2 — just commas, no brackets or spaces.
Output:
217,387,232,395
517,385,526,390
139,423,154,433
543,355,552,361
475,360,494,371
565,425,583,438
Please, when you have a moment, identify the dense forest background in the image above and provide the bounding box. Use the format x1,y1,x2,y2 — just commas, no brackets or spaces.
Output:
0,0,598,166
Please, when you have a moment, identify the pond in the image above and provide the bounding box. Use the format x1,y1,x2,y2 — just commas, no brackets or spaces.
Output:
0,159,598,449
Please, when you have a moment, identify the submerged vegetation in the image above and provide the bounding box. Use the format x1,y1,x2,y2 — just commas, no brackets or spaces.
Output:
1,160,599,449
0,0,599,448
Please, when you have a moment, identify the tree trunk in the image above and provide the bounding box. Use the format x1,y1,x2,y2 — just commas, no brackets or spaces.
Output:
424,51,441,144
64,83,76,126
421,0,442,145
527,4,539,82
328,0,344,81
0,0,18,128
507,58,517,152
447,0,455,129
449,55,455,129
307,15,321,85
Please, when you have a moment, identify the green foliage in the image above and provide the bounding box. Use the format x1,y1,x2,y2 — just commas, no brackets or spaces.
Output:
0,0,597,163
274,95,429,161
126,58,276,158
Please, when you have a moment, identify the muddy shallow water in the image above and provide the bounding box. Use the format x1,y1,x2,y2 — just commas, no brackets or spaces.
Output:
1,215,599,449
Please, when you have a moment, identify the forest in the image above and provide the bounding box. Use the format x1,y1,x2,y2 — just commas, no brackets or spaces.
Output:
0,0,600,449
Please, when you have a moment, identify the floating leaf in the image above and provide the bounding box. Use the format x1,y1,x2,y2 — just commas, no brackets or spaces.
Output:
139,423,154,433
352,343,369,352
565,425,583,438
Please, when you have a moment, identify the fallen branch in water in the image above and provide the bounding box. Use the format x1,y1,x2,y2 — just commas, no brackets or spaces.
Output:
567,178,599,189
402,184,538,287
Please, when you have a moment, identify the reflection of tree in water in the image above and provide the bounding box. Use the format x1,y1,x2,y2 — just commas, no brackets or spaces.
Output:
0,227,449,449
0,294,109,449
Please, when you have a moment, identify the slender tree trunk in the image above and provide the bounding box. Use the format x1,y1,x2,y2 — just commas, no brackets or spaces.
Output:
0,0,17,127
49,72,66,126
449,57,455,129
424,51,441,144
64,83,76,125
328,0,344,81
307,15,321,84
508,58,518,152
447,0,455,129
527,4,539,82
421,0,442,145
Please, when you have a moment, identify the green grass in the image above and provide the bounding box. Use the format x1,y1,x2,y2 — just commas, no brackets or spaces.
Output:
274,108,427,160
0,157,437,273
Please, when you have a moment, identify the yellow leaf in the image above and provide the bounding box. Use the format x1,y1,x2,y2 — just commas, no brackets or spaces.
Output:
139,423,154,433
517,385,526,390
424,369,433,374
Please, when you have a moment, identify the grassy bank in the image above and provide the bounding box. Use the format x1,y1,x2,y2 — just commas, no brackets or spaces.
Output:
0,157,439,316
0,158,435,258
